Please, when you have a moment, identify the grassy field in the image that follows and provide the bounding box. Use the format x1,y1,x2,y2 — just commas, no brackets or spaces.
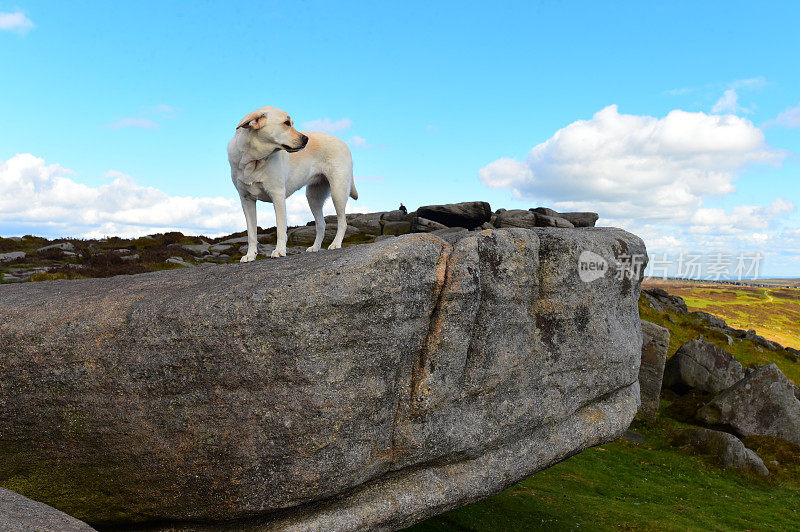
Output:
407,290,800,531
644,279,800,350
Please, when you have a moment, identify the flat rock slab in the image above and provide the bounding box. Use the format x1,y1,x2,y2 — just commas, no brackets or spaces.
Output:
0,227,646,531
0,487,96,531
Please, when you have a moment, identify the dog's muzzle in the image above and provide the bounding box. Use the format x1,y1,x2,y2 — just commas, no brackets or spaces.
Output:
282,135,309,153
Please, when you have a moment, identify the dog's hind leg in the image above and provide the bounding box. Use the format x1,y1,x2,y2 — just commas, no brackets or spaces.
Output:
239,194,259,263
305,178,330,252
327,169,353,250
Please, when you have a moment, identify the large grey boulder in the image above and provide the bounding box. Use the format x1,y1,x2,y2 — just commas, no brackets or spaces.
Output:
637,320,670,420
697,364,800,444
668,428,768,475
37,242,75,253
663,338,745,393
495,210,573,229
0,487,96,531
0,227,646,531
557,212,599,228
416,201,492,229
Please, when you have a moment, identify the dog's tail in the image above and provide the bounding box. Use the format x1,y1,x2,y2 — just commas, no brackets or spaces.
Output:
350,181,358,200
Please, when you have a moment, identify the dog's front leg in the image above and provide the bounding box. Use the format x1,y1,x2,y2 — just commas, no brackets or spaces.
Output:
240,194,259,263
271,193,288,258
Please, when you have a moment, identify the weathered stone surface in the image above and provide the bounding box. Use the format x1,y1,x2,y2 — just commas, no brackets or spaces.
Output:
429,227,469,244
416,201,492,229
697,364,800,444
381,210,407,222
0,251,26,262
0,487,96,531
0,227,646,531
642,288,688,314
637,320,669,420
411,216,448,232
668,428,768,475
663,338,745,394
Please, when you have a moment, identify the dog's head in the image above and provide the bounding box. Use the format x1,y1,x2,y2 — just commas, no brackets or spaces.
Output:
236,106,309,153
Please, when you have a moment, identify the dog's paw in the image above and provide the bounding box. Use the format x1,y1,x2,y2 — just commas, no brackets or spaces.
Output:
305,245,321,253
328,242,342,250
270,248,286,258
240,253,257,263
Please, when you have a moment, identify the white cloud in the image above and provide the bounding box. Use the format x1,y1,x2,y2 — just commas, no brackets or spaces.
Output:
689,199,795,234
108,118,161,130
763,102,800,129
0,11,34,34
479,105,783,221
0,154,365,238
712,89,744,114
300,117,352,134
479,105,798,276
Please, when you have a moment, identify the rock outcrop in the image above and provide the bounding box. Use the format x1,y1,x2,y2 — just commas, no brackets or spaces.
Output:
0,487,96,531
636,320,669,420
668,428,769,476
0,227,646,531
697,364,800,444
663,338,745,394
642,288,688,314
415,201,492,229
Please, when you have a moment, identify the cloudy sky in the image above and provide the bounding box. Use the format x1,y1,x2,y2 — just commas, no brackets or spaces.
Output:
1,1,798,276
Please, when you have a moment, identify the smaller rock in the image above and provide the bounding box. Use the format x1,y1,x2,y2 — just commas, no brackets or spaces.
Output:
0,251,26,262
478,222,495,230
120,254,140,261
697,364,800,445
787,347,800,363
411,217,448,233
0,487,97,531
166,257,194,267
668,428,769,475
663,338,744,393
494,209,537,229
381,221,412,236
416,201,492,229
182,242,211,255
381,210,407,222
209,243,233,253
531,207,559,217
37,242,75,253
534,213,574,228
621,430,646,445
558,212,599,228
637,320,670,420
642,288,688,314
287,225,361,246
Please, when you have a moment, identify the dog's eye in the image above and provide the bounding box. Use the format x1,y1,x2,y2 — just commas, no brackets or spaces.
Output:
284,120,291,126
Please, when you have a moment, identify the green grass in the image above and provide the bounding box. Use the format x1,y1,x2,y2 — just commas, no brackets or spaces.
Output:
408,290,800,531
408,404,800,532
647,282,800,350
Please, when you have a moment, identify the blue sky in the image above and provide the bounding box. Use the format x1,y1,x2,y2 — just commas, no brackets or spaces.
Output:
1,1,799,276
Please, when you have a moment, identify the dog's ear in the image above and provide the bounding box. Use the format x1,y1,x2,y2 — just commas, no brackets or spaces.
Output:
236,112,268,130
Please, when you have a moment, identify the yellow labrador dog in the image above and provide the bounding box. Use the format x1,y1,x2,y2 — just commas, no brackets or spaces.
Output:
228,106,358,261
